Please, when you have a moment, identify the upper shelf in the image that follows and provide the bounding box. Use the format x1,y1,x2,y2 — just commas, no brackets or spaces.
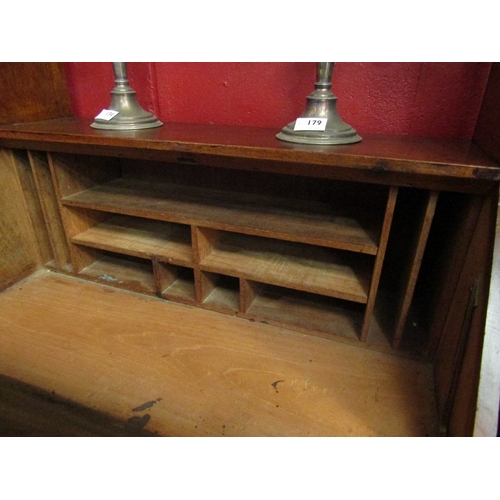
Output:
62,178,382,254
0,117,499,188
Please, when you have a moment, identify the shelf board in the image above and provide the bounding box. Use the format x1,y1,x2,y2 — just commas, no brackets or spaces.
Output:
246,284,364,341
200,232,371,304
71,215,193,266
2,117,499,187
63,178,381,254
78,253,156,294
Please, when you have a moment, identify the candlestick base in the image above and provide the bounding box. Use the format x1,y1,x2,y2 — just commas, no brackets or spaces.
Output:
277,62,361,145
276,108,361,145
91,63,162,131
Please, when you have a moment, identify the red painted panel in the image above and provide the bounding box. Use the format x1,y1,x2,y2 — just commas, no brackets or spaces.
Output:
333,62,424,136
63,62,491,139
152,62,316,128
409,62,491,139
65,62,159,119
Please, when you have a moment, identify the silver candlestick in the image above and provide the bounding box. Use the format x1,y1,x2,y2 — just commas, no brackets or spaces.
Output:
277,62,361,145
91,62,163,130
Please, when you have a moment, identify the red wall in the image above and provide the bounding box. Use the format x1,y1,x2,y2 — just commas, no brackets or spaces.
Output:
64,62,491,140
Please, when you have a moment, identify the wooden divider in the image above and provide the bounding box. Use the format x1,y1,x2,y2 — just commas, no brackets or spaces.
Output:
28,151,70,269
392,191,439,349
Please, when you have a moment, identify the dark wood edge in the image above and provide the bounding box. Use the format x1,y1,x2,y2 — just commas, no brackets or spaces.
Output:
0,118,499,185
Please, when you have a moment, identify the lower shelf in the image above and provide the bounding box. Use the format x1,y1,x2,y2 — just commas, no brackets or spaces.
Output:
71,247,403,353
68,237,423,355
71,213,193,266
244,282,365,342
79,252,156,295
198,229,372,303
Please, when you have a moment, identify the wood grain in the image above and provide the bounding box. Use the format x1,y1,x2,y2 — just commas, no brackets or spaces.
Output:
245,283,364,342
0,63,71,126
0,149,41,290
28,151,70,269
392,191,439,348
0,118,498,187
199,231,372,304
0,272,439,436
155,262,196,304
62,178,381,254
360,187,398,341
78,252,156,295
72,215,193,266
9,150,53,266
0,373,156,437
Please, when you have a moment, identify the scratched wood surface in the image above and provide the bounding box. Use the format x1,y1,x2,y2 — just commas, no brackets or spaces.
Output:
0,272,439,436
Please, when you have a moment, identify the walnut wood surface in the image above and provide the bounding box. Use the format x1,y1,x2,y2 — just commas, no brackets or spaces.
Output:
198,230,371,304
0,149,42,290
0,272,439,436
0,63,71,126
72,215,193,266
1,115,498,435
63,178,381,254
0,118,499,186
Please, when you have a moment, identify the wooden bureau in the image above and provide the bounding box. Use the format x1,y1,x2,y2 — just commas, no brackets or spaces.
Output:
0,116,498,436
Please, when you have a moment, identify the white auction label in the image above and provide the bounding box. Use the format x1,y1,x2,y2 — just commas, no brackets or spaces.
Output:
94,109,119,121
294,117,328,131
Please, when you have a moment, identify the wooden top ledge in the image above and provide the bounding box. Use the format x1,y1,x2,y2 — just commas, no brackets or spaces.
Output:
0,117,499,183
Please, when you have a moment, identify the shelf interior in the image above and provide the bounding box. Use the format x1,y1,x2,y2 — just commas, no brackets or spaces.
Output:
62,177,382,254
71,213,193,266
155,262,196,304
78,250,156,295
244,281,365,342
47,153,430,356
198,229,372,304
199,272,240,313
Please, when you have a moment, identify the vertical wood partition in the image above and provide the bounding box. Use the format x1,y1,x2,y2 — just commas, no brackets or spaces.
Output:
392,191,439,349
361,186,398,341
9,150,53,267
28,151,70,270
0,149,42,290
48,152,121,273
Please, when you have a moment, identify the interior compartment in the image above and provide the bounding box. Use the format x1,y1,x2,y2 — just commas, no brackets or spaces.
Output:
197,271,240,313
59,156,390,254
242,280,367,343
196,227,373,304
71,212,193,265
155,262,196,304
76,247,156,295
